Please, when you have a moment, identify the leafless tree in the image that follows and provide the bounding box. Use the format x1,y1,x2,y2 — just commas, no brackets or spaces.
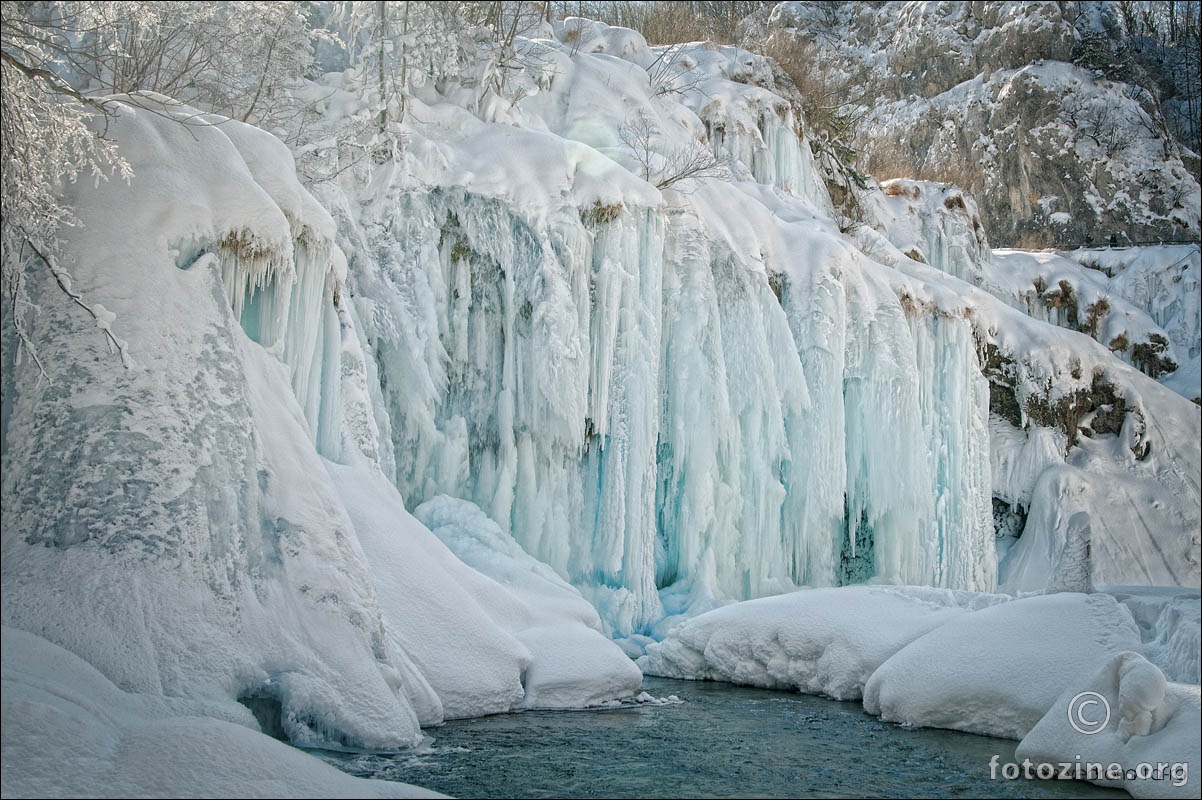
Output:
619,110,727,190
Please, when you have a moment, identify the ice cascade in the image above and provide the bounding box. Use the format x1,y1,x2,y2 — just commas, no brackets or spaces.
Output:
350,179,999,639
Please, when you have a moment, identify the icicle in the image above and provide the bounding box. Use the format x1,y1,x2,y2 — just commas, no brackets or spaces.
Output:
909,313,997,591
216,228,295,347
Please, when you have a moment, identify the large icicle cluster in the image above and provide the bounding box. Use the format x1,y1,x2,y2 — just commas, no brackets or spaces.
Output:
314,21,1013,641
861,169,1200,596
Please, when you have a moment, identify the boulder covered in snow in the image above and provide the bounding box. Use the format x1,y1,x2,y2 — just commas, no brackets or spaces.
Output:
1016,651,1200,799
638,585,1009,700
863,592,1144,739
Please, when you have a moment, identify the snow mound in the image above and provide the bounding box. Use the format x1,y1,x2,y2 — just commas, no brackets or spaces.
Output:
637,585,1009,700
0,627,438,799
863,592,1143,739
415,495,642,709
1016,651,1199,799
325,462,528,722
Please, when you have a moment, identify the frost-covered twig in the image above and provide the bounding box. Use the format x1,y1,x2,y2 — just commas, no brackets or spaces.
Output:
5,267,49,383
646,44,703,97
28,240,137,370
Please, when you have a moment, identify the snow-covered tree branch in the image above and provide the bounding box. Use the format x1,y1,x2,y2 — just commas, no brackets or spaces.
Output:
2,1,132,374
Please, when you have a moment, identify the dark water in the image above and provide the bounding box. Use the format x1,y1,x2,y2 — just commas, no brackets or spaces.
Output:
317,677,1129,798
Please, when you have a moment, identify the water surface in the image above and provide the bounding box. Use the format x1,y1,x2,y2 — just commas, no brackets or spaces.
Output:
319,677,1129,798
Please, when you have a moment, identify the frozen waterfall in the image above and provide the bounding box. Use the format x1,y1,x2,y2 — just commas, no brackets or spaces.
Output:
349,177,999,639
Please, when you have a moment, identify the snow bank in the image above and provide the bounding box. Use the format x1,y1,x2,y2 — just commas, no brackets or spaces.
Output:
864,592,1144,739
415,495,642,709
326,463,643,719
1016,651,1199,799
3,15,1199,798
637,585,1008,700
1001,429,1202,593
324,461,528,722
0,627,438,799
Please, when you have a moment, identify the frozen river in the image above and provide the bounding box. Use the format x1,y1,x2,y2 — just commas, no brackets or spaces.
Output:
317,677,1128,798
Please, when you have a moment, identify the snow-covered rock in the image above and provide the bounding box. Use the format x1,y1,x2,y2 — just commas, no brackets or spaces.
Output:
863,592,1144,739
756,1,1201,247
1016,651,1199,799
0,627,439,798
637,585,1009,700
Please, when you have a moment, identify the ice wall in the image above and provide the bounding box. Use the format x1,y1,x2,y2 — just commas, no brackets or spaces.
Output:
867,179,991,283
679,44,834,215
337,98,1002,640
654,202,809,608
347,183,667,634
908,312,996,589
302,24,1010,639
1097,245,1201,361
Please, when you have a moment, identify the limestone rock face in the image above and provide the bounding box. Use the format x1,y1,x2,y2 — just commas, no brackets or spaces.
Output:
753,1,1200,247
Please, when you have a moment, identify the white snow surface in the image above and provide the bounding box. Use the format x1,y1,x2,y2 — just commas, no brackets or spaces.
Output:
324,460,526,723
1104,587,1202,685
415,495,642,709
637,585,1009,700
0,627,440,799
638,582,1199,754
1016,651,1200,799
863,592,1144,740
